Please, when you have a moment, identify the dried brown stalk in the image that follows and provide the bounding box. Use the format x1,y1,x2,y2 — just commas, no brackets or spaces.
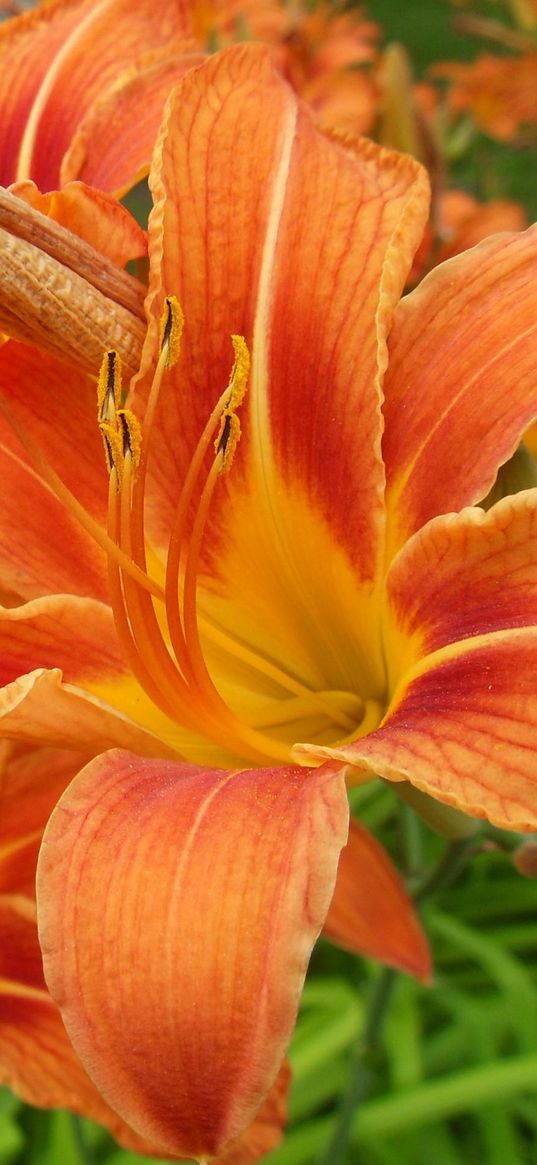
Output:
0,187,146,380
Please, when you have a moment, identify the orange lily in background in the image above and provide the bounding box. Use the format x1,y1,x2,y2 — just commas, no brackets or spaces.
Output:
432,51,537,143
196,0,381,135
376,44,530,285
2,42,537,1163
1,0,528,274
0,0,379,197
0,0,201,193
440,0,537,142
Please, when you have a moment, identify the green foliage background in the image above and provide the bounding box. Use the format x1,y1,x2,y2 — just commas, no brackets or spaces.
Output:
1,1,536,1163
371,0,537,219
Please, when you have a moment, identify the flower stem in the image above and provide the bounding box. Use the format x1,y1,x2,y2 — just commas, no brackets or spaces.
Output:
314,966,397,1165
412,837,476,903
70,1115,95,1165
315,833,476,1164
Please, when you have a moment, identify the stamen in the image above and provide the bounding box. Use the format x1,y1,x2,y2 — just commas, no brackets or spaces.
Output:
104,470,183,724
0,388,162,598
159,296,184,368
226,334,250,410
127,297,184,580
98,342,275,758
99,419,124,481
98,347,202,733
118,409,142,469
97,349,122,424
215,408,241,472
165,335,250,674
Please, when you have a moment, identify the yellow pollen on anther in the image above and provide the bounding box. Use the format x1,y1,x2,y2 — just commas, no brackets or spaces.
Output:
213,334,250,471
215,408,241,472
228,334,250,408
97,352,142,486
118,409,142,470
159,295,184,368
99,419,125,481
97,349,122,422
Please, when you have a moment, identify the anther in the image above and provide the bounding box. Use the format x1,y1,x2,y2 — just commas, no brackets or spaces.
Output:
99,420,124,480
97,349,122,423
159,295,184,369
213,335,250,471
215,408,241,472
118,409,142,469
228,334,250,408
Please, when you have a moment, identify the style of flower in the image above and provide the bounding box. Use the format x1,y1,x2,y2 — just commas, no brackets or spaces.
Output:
1,42,537,1164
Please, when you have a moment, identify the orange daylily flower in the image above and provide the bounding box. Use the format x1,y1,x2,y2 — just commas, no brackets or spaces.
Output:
231,0,380,136
376,44,530,285
433,51,537,142
0,0,199,193
0,0,379,200
2,42,537,1162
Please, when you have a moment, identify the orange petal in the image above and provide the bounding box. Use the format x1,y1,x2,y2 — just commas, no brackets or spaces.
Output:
0,668,174,759
0,743,84,895
298,629,537,831
128,45,427,710
214,1061,291,1165
0,893,166,1155
0,598,189,764
135,44,428,581
386,491,537,666
324,818,431,981
0,0,193,190
0,595,122,687
61,44,206,197
0,342,108,603
0,596,228,773
383,225,537,557
37,751,348,1158
9,178,146,265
